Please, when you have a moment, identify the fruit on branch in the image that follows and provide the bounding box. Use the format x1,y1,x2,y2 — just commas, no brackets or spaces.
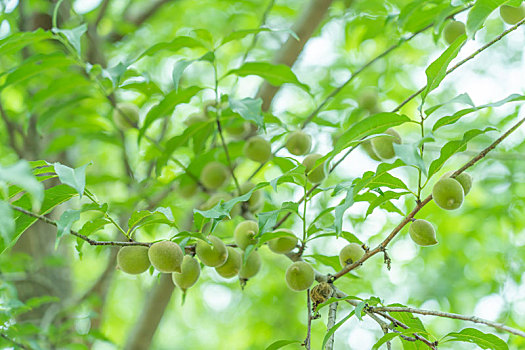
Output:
113,102,139,129
303,153,326,183
196,236,229,267
338,243,365,267
443,20,466,45
215,247,242,278
239,250,262,279
243,136,272,163
226,121,253,140
358,90,379,112
200,161,230,189
179,178,198,198
285,131,312,156
371,128,401,159
443,171,473,195
361,139,381,161
500,4,525,25
184,113,208,127
240,182,264,213
268,229,298,254
117,246,151,275
285,261,314,291
148,241,184,273
432,178,464,210
409,219,438,246
234,220,259,250
172,255,201,291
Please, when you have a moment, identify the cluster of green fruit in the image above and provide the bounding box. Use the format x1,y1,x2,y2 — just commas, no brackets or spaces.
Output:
407,171,473,246
116,220,304,293
442,4,525,45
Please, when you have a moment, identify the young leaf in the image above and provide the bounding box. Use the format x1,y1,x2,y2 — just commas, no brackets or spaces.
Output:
393,143,427,176
220,27,298,45
366,191,409,217
0,29,53,55
442,328,508,350
466,0,506,37
172,59,194,91
372,333,400,350
226,62,310,92
229,97,264,130
54,162,91,199
138,36,205,59
56,209,81,248
264,340,301,350
52,24,87,56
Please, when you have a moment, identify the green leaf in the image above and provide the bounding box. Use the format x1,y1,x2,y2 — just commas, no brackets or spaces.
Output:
421,34,467,103
388,303,427,334
0,29,53,55
428,127,496,178
129,207,176,232
56,209,80,248
54,162,90,199
315,295,362,311
172,59,194,91
355,300,367,321
334,113,411,154
53,24,87,56
140,86,202,141
78,217,110,236
393,143,426,175
138,36,205,59
466,0,506,37
372,333,400,350
264,339,301,350
425,93,475,116
226,62,309,92
334,187,354,236
229,97,264,130
0,161,45,206
442,328,508,350
1,184,78,255
432,94,525,131
307,254,342,272
322,310,355,349
366,191,409,217
221,27,298,45
0,201,15,245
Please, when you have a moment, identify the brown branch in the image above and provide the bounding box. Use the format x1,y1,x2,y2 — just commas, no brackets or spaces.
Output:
94,0,111,28
256,0,334,110
332,114,525,281
303,289,313,349
325,300,338,350
393,17,525,113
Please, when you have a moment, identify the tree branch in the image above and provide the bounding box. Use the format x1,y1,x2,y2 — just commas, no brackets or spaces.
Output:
325,300,338,350
0,333,29,350
256,0,334,110
0,102,24,158
303,289,313,349
393,17,525,113
332,113,525,280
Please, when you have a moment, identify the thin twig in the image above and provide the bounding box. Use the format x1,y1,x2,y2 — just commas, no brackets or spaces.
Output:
94,0,111,28
393,17,525,113
303,289,312,349
0,333,29,350
332,114,525,281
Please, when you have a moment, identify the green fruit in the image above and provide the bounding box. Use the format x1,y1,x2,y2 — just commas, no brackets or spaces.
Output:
303,153,326,183
148,241,183,273
361,139,381,161
215,247,242,278
443,171,473,195
500,4,525,24
243,136,272,163
196,236,229,267
432,178,464,210
200,161,230,189
285,261,314,291
239,250,261,279
226,121,252,139
358,91,378,111
234,220,259,250
338,243,364,267
117,246,150,275
285,131,312,156
179,177,198,198
371,128,401,159
443,20,466,45
184,114,207,127
172,256,201,291
240,182,264,212
268,229,298,254
409,219,438,246
113,102,139,129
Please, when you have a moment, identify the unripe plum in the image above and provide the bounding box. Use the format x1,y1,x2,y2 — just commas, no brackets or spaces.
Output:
268,229,298,254
215,247,242,278
443,20,465,45
234,220,259,250
200,161,230,189
285,261,314,291
409,219,438,246
148,241,183,273
500,4,525,25
361,139,381,161
443,171,473,195
196,236,229,267
432,178,464,210
117,246,151,275
339,243,364,267
239,250,261,279
172,255,201,291
243,136,272,163
371,128,401,159
285,131,312,156
240,182,264,213
303,153,326,183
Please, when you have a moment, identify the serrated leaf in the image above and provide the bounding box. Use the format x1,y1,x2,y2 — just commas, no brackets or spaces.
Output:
56,209,80,248
229,97,264,130
366,191,409,217
466,0,506,37
226,62,309,92
129,207,176,232
78,217,110,236
54,162,90,199
264,339,301,350
442,328,508,350
421,34,466,102
140,86,202,141
432,94,525,131
428,127,496,178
